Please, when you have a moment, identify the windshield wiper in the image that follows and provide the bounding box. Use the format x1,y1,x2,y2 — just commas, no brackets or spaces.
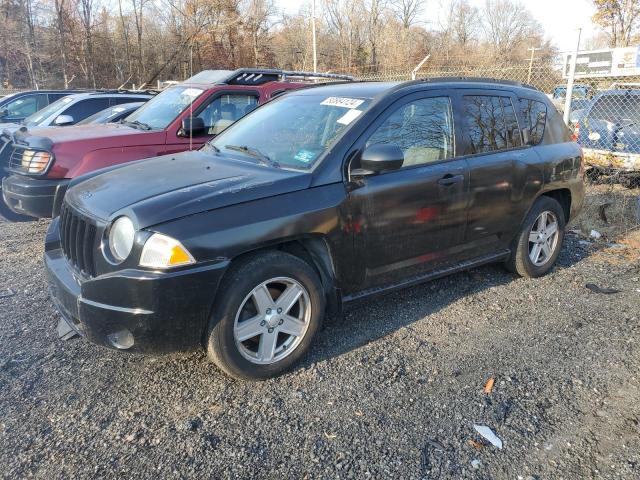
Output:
122,120,152,131
224,144,280,168
201,143,220,153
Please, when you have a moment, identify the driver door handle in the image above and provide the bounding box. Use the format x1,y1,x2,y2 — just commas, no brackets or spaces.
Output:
437,173,464,186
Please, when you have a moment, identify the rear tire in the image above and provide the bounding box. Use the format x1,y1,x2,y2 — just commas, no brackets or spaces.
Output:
505,196,566,278
206,251,325,381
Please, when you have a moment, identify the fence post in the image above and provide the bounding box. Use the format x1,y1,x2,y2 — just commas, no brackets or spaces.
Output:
563,28,582,125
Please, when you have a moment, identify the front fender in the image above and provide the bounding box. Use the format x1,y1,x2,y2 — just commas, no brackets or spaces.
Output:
149,183,353,289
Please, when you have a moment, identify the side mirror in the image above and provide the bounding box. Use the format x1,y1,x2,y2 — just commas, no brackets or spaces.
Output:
353,144,404,176
0,109,8,119
54,114,74,126
179,117,206,137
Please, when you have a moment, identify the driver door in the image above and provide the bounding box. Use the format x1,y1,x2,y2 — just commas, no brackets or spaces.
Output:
347,92,470,289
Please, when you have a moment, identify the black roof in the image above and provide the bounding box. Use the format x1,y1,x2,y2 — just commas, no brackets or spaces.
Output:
290,77,541,101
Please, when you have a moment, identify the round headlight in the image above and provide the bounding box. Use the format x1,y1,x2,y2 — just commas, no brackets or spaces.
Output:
108,216,135,262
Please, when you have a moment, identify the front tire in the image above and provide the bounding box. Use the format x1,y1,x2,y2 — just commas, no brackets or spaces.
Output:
206,251,325,380
506,196,566,278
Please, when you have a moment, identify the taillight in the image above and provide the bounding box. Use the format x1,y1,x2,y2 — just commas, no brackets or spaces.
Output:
571,123,580,142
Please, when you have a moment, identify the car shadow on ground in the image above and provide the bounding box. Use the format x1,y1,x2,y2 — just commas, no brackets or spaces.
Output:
296,235,592,372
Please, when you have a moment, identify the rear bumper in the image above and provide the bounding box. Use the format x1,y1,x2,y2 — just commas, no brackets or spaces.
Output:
582,148,640,171
44,219,228,354
2,174,68,218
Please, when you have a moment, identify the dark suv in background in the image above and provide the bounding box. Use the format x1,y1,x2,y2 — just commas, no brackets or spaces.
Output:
45,78,584,380
0,90,83,123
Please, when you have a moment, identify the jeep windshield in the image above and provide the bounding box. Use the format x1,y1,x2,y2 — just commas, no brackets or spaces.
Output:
124,86,204,130
588,94,640,125
210,94,371,170
23,96,74,126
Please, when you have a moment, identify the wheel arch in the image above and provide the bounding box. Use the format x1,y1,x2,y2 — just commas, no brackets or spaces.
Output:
539,188,572,223
215,235,341,319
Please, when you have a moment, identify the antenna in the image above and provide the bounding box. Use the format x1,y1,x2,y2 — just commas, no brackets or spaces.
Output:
189,41,193,152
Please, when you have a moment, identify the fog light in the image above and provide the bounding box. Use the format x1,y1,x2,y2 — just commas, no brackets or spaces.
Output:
107,329,135,349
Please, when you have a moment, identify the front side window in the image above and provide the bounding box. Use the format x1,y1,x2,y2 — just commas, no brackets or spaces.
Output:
125,86,205,129
366,97,454,167
463,95,513,154
519,98,547,145
211,94,371,170
24,96,74,126
3,95,39,117
196,94,258,135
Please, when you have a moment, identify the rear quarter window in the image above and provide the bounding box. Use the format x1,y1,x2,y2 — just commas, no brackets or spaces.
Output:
519,98,570,144
518,98,547,145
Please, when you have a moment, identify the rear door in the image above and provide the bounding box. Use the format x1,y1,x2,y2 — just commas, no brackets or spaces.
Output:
455,89,538,254
347,91,470,289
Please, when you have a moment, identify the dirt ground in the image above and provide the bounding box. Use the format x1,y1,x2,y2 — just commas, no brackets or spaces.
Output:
1,185,639,479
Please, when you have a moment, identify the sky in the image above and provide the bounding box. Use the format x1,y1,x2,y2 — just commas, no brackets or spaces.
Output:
274,0,599,53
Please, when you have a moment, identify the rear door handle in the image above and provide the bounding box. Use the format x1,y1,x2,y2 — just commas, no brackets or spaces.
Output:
437,174,464,186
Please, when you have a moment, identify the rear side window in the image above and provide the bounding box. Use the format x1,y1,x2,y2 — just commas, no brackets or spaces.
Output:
463,95,514,154
519,99,547,145
366,96,455,166
62,98,110,123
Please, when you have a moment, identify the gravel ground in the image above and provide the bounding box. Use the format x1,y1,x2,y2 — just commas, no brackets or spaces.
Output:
1,207,639,479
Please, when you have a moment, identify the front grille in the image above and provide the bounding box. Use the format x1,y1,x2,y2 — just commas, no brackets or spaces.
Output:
59,204,98,277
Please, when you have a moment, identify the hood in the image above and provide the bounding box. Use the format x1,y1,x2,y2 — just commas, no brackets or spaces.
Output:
66,150,312,228
12,123,158,149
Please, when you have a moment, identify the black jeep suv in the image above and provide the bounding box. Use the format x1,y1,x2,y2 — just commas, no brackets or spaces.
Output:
44,79,584,380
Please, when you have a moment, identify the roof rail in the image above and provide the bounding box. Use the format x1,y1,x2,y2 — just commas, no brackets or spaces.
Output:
91,88,160,95
223,68,355,85
417,76,538,91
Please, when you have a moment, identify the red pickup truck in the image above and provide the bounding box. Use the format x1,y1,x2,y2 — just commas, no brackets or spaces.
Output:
2,69,352,219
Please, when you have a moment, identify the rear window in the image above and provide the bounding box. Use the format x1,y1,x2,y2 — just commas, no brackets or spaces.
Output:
588,94,640,124
519,99,547,145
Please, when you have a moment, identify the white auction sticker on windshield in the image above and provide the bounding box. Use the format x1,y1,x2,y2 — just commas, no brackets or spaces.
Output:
321,97,365,109
182,88,203,97
337,109,362,125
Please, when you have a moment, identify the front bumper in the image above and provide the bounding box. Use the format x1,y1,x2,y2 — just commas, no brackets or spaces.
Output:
2,174,69,218
44,219,228,354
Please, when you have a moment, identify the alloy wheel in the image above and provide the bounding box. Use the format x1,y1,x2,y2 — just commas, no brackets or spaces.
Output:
233,277,311,365
528,211,560,267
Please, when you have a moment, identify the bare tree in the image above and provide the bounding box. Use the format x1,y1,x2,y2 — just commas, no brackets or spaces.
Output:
391,0,422,29
243,0,275,67
77,0,97,87
482,0,539,59
593,0,640,47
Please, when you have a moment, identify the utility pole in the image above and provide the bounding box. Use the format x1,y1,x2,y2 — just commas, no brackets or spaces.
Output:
312,0,318,73
563,28,582,125
526,47,541,84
